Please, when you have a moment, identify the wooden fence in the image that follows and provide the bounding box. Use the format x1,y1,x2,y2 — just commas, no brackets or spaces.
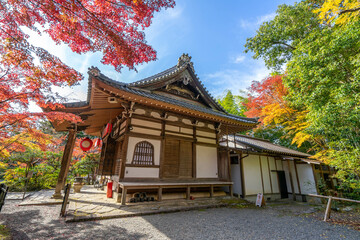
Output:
308,194,360,222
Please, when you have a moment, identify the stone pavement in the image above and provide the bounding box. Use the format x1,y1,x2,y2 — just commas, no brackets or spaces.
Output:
19,189,63,206
12,185,231,222
66,185,230,222
5,192,31,200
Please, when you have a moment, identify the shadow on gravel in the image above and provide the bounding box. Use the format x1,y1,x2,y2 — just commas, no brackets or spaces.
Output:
0,205,148,240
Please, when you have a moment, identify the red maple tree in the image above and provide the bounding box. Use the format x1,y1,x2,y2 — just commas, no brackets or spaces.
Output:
244,75,288,120
0,0,175,156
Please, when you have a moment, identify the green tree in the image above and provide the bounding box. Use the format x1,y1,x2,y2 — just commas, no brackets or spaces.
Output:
217,90,247,116
245,1,360,190
72,153,100,184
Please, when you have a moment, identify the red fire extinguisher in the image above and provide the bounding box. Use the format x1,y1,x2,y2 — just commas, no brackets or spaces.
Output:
107,181,113,198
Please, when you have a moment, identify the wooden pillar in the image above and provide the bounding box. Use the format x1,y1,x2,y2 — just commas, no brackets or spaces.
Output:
158,187,163,201
294,160,302,195
121,187,127,206
267,156,273,194
159,121,165,179
192,126,197,178
229,185,233,197
210,185,214,198
286,159,296,201
259,155,265,194
311,164,320,194
240,153,246,198
52,129,77,199
119,135,129,180
227,150,232,181
186,186,191,200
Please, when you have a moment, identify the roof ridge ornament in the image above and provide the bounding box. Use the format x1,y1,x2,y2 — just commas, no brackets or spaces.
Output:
177,53,195,73
88,66,100,76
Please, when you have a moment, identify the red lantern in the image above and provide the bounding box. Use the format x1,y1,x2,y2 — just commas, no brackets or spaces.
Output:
80,137,93,152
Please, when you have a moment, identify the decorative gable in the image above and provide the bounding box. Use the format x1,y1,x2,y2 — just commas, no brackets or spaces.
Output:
129,54,223,111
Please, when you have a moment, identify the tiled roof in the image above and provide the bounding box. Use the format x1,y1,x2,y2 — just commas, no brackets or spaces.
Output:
225,135,312,158
126,54,226,112
95,73,258,124
128,65,179,86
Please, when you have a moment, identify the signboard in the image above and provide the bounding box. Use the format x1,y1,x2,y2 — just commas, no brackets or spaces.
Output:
256,193,266,207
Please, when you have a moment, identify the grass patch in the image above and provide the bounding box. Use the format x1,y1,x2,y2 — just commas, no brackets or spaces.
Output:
221,198,253,209
0,225,11,240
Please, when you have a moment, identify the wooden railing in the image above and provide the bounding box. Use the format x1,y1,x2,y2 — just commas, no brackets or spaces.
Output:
308,194,360,222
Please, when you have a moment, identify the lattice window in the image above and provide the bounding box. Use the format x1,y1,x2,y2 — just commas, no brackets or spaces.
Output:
132,141,154,165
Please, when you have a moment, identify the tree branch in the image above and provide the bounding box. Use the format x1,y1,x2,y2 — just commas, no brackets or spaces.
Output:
339,7,360,15
272,41,296,50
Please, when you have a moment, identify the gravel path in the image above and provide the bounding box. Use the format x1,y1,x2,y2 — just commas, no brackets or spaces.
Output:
1,201,359,240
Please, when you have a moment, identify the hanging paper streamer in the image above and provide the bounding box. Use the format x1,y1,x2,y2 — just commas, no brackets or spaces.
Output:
102,123,112,138
94,138,102,148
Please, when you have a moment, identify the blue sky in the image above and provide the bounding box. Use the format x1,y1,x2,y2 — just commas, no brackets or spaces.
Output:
27,0,296,106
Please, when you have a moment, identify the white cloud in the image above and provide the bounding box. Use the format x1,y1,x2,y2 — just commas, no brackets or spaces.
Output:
203,61,270,97
233,55,246,63
257,13,276,24
238,12,276,30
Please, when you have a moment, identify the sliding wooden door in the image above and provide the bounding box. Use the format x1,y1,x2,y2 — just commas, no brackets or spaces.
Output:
163,139,192,178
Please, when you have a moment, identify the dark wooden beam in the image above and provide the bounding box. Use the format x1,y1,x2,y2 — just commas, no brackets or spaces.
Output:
287,159,296,201
52,129,77,199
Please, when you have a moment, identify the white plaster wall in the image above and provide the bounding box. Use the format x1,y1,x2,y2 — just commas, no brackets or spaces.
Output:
196,145,218,178
231,160,242,195
297,164,317,194
243,154,263,195
126,137,161,165
268,157,279,193
125,167,159,178
260,156,272,194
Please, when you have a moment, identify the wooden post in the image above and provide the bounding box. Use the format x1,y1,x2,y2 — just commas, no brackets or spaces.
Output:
210,185,214,198
240,153,246,198
60,183,71,217
229,185,233,197
52,129,76,199
121,187,127,206
324,196,332,221
158,187,163,201
311,164,320,194
186,186,191,200
267,156,273,194
227,150,232,181
192,126,197,178
286,159,296,201
119,135,129,180
294,160,302,195
259,155,265,194
159,121,165,179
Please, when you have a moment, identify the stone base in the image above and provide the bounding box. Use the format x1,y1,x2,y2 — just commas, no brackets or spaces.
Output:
73,183,83,193
52,193,63,199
